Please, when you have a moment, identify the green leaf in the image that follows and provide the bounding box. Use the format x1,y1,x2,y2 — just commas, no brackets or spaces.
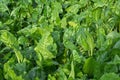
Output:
109,55,120,65
92,7,102,21
99,73,120,80
107,31,120,39
0,30,18,48
68,61,75,79
10,7,20,17
113,40,120,49
64,41,76,50
0,2,8,12
56,68,67,80
48,74,56,80
14,49,23,63
96,27,105,49
104,64,118,73
72,50,82,63
51,1,62,24
0,30,23,63
77,30,89,51
14,63,26,73
68,21,78,28
1,0,120,80
18,36,28,45
34,32,56,60
4,58,24,80
25,67,40,80
77,30,95,56
66,4,80,14
83,57,96,76
85,31,95,56
79,0,89,8
61,17,67,28
94,1,107,8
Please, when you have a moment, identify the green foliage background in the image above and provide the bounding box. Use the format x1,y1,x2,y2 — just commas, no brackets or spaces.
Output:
0,0,120,80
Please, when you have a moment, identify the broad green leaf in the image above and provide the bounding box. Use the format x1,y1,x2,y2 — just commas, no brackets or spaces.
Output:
56,68,67,80
113,55,120,64
51,1,62,24
48,74,56,80
96,27,105,49
112,0,120,16
77,30,89,51
63,28,75,41
17,27,46,40
0,30,23,63
99,73,120,80
0,3,8,12
52,1,62,13
1,0,120,80
79,0,88,8
77,29,95,56
61,17,67,28
107,31,120,39
14,63,26,73
113,40,120,49
34,32,56,60
10,7,21,17
0,30,18,48
72,50,82,63
109,55,120,65
94,1,107,8
14,49,23,63
110,49,120,58
18,36,28,45
4,58,24,80
25,67,40,80
92,8,102,21
64,41,76,50
66,4,80,14
63,28,76,50
83,57,96,76
85,32,95,56
104,64,118,73
68,21,77,28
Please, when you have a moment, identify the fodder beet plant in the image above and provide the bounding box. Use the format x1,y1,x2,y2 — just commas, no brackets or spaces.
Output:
0,0,120,80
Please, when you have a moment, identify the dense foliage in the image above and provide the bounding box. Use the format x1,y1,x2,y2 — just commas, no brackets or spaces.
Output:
0,0,120,80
